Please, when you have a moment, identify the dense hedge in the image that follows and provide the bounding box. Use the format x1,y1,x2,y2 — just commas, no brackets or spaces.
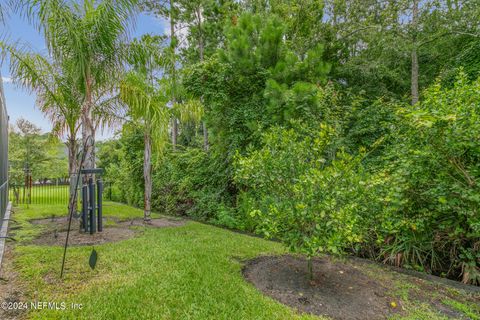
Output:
100,74,480,285
98,13,479,285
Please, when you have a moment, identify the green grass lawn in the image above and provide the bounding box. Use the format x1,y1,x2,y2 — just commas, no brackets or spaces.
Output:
9,203,317,320
5,203,479,320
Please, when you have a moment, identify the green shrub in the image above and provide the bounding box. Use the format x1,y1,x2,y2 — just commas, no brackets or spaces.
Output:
98,70,480,285
234,124,375,278
374,73,480,284
151,147,239,226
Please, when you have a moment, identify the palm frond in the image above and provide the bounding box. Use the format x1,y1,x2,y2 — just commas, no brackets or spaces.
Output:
120,71,170,154
4,42,82,140
174,99,204,123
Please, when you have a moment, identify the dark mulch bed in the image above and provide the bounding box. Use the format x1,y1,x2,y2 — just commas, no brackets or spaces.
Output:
243,255,397,320
30,216,71,225
242,255,480,320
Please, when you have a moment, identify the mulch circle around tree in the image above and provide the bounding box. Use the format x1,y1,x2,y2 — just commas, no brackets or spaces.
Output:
243,255,401,320
30,217,186,246
31,227,137,246
30,216,111,228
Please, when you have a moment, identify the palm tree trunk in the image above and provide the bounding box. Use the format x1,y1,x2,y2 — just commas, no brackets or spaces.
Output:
81,109,95,173
67,136,78,213
144,131,152,222
82,78,95,179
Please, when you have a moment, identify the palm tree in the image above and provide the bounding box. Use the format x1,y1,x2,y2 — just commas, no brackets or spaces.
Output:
36,61,82,178
4,47,82,208
0,0,13,24
20,0,138,176
120,36,169,222
120,36,203,221
5,45,124,213
121,74,169,221
39,64,82,208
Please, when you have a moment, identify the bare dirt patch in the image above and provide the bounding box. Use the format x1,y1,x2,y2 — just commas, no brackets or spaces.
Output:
31,227,137,246
30,216,71,225
29,217,185,246
30,216,112,229
243,255,400,320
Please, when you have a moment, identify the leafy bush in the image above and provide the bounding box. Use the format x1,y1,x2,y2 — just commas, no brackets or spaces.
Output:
374,73,480,284
150,147,243,227
232,74,480,285
234,124,375,278
99,125,145,208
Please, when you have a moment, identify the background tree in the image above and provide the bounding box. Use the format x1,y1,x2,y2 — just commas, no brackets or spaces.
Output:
175,0,239,150
9,118,68,184
320,0,480,103
141,0,232,150
185,13,330,152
